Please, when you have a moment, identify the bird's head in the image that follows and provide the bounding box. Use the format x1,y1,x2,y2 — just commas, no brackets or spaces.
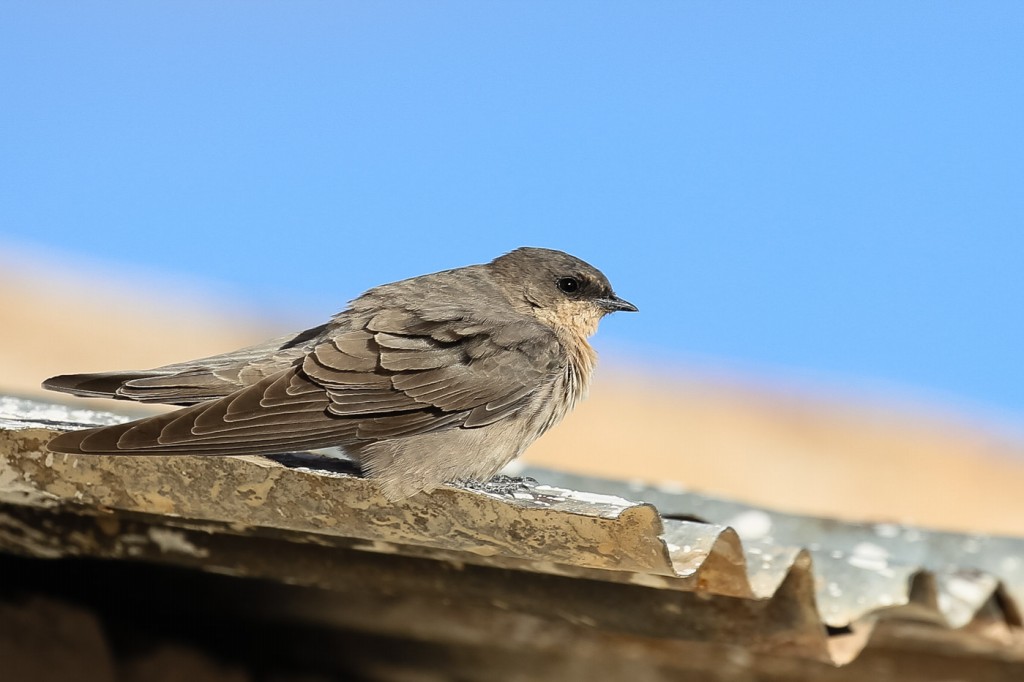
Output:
490,247,637,338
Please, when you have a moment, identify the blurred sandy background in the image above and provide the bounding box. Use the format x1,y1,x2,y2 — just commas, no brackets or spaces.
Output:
3,250,1023,536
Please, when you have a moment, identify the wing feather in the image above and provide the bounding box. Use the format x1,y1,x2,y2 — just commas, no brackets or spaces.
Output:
45,302,563,456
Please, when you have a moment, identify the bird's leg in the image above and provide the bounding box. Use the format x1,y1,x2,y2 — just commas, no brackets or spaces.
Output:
458,474,539,496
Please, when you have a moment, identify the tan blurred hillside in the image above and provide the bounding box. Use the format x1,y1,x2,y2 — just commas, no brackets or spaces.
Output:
3,249,1024,534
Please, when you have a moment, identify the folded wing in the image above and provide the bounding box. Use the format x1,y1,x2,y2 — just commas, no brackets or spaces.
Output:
46,309,561,456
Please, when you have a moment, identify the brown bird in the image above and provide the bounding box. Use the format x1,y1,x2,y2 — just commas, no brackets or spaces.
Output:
43,247,636,500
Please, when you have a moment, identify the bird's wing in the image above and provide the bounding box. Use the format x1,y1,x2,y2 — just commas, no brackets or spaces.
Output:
45,309,562,455
41,325,329,404
311,307,562,438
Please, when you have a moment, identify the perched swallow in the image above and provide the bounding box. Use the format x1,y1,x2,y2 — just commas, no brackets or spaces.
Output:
44,247,636,500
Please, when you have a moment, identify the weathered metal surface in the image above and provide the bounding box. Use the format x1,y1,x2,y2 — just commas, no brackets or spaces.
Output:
1,394,1022,671
531,469,1024,662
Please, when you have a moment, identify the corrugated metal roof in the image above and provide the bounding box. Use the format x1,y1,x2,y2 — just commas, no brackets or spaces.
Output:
2,394,1022,673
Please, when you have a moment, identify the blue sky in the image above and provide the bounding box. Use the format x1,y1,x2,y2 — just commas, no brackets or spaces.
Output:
2,3,1023,421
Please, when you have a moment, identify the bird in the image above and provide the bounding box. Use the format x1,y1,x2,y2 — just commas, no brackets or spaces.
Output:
43,247,637,500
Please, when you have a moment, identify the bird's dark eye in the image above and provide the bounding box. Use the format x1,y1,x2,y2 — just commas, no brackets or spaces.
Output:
556,277,580,294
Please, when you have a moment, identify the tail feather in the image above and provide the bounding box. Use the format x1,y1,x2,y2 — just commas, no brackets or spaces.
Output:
45,368,353,457
42,370,239,405
42,372,159,400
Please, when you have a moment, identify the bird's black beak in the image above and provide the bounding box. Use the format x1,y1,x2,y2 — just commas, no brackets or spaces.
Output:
597,295,638,313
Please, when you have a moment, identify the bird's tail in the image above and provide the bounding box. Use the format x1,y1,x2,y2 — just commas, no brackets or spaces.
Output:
45,368,351,457
43,372,165,400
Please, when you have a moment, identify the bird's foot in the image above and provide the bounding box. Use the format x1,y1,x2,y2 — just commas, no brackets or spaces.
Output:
459,474,539,497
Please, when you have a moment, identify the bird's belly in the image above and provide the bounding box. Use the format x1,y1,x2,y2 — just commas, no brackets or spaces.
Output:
347,419,533,500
